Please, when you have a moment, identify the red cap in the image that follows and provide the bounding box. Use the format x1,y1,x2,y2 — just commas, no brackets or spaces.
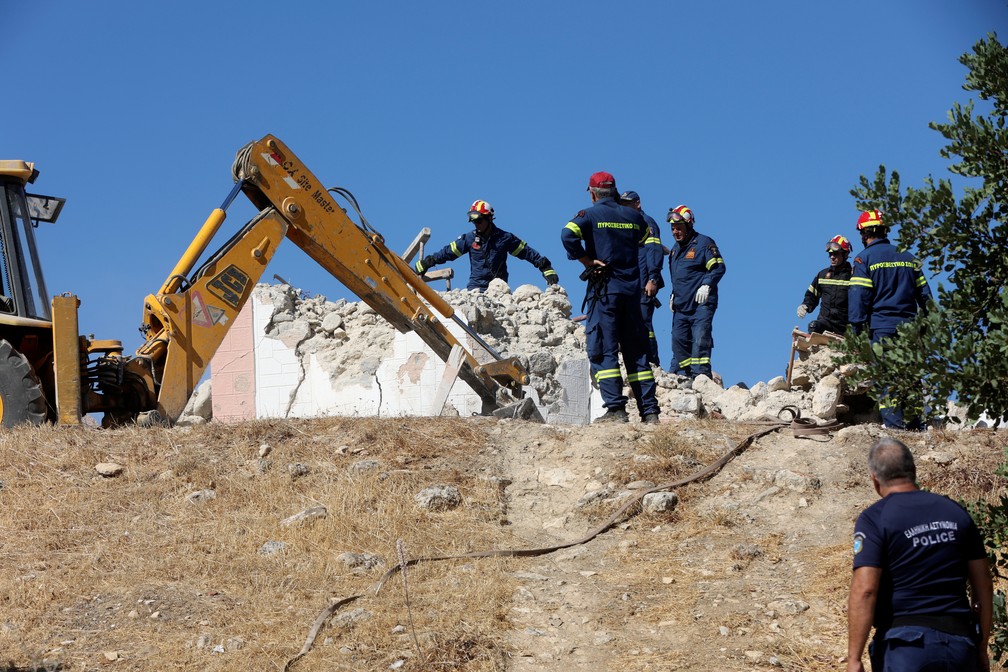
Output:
587,171,616,191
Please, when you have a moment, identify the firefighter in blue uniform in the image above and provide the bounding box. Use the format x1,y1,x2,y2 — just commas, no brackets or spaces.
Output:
796,235,853,334
621,190,664,366
415,200,558,291
667,205,726,379
848,210,932,430
562,172,660,424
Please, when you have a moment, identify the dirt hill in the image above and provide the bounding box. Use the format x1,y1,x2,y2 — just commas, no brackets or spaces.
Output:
2,418,1005,671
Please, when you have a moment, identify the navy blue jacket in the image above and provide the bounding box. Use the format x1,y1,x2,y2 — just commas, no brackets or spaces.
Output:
802,262,851,329
849,238,932,332
637,212,665,303
422,225,551,291
562,197,649,296
668,230,725,312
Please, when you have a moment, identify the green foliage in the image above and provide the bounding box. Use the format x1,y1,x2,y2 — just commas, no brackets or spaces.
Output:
840,32,1008,663
838,32,1008,422
967,451,1008,664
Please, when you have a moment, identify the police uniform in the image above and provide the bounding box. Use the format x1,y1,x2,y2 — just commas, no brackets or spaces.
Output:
668,230,725,378
849,237,932,428
562,197,659,418
420,225,554,291
852,490,986,670
801,261,851,334
637,211,664,365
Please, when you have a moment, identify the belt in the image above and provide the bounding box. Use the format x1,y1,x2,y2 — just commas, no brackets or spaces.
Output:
889,614,976,638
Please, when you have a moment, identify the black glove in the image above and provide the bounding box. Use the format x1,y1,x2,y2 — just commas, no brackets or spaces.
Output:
543,267,559,286
415,255,436,274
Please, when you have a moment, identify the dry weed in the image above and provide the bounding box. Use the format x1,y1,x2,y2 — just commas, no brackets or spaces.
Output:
0,418,516,671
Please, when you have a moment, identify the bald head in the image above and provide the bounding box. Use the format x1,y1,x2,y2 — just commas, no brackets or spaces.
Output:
868,437,916,486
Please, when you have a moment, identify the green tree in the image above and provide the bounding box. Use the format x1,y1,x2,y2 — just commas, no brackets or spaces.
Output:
842,32,1008,423
841,32,1008,663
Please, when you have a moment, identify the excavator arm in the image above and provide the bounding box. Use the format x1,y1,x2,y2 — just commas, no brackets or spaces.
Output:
89,135,528,424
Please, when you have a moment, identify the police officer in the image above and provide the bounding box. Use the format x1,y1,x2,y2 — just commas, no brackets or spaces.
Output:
667,205,726,379
562,172,660,424
848,210,932,429
847,437,992,672
415,200,558,291
796,235,853,334
620,190,664,366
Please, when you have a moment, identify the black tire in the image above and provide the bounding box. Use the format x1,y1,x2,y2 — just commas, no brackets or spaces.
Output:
0,339,47,428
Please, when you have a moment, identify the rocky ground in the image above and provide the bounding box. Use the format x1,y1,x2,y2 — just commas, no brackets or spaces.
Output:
4,416,1003,672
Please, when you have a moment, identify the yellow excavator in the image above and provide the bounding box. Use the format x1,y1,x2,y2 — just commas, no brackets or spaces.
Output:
0,135,529,428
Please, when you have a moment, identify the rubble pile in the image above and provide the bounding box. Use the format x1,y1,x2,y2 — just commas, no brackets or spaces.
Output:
242,280,867,424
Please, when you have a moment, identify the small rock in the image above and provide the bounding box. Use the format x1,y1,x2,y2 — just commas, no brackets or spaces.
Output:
336,551,382,570
280,506,328,527
415,485,462,511
186,489,216,503
288,463,310,479
642,491,679,513
719,626,730,636
259,541,287,555
149,611,160,619
390,660,405,670
350,459,381,474
258,443,272,458
95,463,124,477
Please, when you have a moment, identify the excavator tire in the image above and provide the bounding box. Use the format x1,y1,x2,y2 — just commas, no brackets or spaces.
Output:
0,339,47,428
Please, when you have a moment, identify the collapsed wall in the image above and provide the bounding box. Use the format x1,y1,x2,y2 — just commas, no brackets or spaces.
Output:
207,279,864,425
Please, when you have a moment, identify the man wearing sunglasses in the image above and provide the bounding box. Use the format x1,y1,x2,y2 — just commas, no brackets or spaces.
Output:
796,235,853,334
415,200,558,291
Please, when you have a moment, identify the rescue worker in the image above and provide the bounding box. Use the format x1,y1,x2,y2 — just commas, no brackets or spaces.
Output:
796,235,853,334
666,205,726,379
848,210,932,430
415,200,558,291
562,172,660,424
620,190,664,366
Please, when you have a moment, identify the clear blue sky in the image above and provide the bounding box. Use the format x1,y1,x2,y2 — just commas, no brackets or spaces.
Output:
2,1,1002,387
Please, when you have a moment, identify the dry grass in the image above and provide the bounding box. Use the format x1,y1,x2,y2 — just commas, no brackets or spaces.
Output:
0,417,516,671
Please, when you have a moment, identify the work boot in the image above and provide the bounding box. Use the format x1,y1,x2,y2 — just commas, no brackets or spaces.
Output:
642,413,660,425
594,408,629,424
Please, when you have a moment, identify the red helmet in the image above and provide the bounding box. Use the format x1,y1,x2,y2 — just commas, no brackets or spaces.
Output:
667,205,694,225
468,199,494,222
826,235,852,254
856,209,885,231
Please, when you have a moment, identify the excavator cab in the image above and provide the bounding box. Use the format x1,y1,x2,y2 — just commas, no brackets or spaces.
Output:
0,161,62,320
0,161,65,426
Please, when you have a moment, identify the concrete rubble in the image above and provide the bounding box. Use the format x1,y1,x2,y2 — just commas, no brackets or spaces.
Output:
206,279,893,425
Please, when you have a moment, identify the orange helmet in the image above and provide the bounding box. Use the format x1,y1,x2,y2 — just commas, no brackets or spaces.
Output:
468,199,494,222
826,235,852,254
667,205,694,225
856,209,885,231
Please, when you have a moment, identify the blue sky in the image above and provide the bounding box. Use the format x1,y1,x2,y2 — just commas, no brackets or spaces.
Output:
2,1,1002,388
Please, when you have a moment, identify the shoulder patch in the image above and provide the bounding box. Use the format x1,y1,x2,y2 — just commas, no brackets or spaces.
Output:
853,256,863,265
707,243,720,256
853,532,865,556
575,210,586,219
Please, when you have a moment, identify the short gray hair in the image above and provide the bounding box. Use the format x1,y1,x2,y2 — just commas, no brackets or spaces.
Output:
868,437,916,485
590,186,618,200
